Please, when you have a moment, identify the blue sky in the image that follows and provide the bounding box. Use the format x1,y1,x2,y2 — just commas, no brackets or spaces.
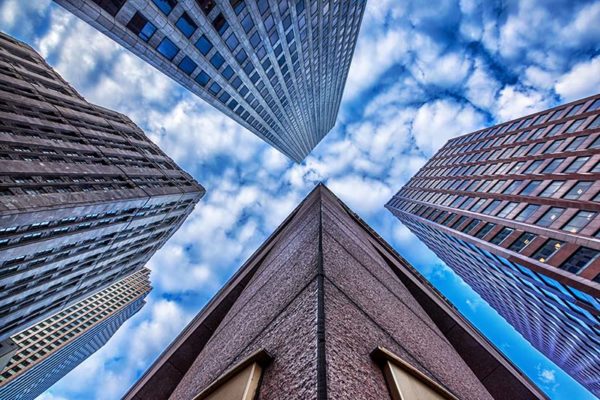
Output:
1,0,599,399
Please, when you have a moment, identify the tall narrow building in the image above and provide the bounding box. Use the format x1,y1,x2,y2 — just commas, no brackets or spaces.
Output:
0,31,204,346
54,0,367,162
0,268,151,400
124,184,546,400
387,94,600,396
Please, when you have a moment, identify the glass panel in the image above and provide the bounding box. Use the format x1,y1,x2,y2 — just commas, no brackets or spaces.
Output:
532,239,564,263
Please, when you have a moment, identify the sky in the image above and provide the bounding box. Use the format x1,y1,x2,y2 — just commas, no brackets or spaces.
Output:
1,0,599,399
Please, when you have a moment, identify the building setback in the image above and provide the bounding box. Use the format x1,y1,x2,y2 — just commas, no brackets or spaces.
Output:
124,184,546,400
386,94,600,396
0,268,151,400
54,0,367,162
0,31,204,347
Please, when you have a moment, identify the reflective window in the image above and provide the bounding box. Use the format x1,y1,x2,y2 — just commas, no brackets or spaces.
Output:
536,207,565,227
126,12,156,42
508,232,537,252
542,158,564,173
482,200,501,215
520,180,542,196
194,70,210,86
210,52,225,69
544,139,564,154
462,219,480,233
563,181,593,200
490,227,514,245
560,247,599,274
156,37,179,60
222,66,234,80
176,12,197,38
566,118,586,133
475,223,496,239
564,156,590,173
524,160,543,174
532,239,564,263
527,143,544,155
152,0,177,15
226,32,239,51
497,202,519,218
209,81,221,95
566,136,586,151
503,180,522,194
562,211,595,234
195,35,213,55
178,56,197,75
539,180,564,197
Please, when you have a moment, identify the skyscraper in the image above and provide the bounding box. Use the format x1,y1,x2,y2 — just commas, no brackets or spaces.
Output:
0,31,204,346
54,0,367,162
124,184,545,400
0,268,151,400
387,94,600,395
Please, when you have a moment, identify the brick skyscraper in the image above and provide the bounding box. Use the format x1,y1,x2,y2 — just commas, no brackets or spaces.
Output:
54,0,367,162
0,31,204,350
0,268,151,400
387,94,600,395
124,185,545,400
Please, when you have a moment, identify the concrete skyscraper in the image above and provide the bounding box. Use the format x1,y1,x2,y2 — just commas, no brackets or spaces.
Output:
124,185,545,400
0,268,151,400
0,31,204,351
387,94,600,395
54,0,367,162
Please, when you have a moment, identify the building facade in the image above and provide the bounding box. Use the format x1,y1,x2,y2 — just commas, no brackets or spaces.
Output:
386,94,600,395
54,0,367,162
124,184,546,400
0,268,151,400
0,31,204,345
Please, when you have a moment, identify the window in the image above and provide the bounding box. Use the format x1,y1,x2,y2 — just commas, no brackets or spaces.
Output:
588,115,600,130
482,200,501,215
532,239,564,263
195,35,213,55
542,158,564,173
92,0,126,16
210,52,225,69
451,216,468,229
212,13,229,35
126,12,156,42
490,227,514,245
527,143,544,155
566,118,586,133
536,207,565,227
156,37,179,60
152,0,177,15
503,180,522,194
225,33,239,51
490,180,506,193
566,136,586,151
563,181,593,200
520,180,542,196
544,139,564,154
209,82,221,95
222,66,234,80
497,202,518,218
560,247,600,274
475,223,496,239
194,70,210,86
539,180,564,197
508,232,537,252
176,12,197,38
562,211,595,234
524,160,543,174
564,156,589,173
196,0,215,15
462,219,480,233
178,56,197,75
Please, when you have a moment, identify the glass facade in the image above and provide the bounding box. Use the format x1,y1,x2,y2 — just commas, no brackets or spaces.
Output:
387,94,600,396
56,0,368,162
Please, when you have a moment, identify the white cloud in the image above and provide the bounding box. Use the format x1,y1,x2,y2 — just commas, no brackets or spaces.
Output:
555,56,600,102
494,86,550,121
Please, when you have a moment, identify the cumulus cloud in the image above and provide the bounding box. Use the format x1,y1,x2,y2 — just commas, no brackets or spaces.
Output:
555,56,600,102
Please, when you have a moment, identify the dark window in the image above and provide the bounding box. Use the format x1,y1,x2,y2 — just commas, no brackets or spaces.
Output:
195,35,213,55
532,239,564,263
178,56,197,75
563,181,593,200
451,216,468,229
92,0,126,16
152,0,177,15
462,219,480,233
475,223,496,239
156,37,179,60
176,12,197,38
536,207,565,227
230,0,245,14
542,158,564,173
222,66,234,80
212,13,228,35
490,227,514,245
508,232,537,252
520,180,542,196
210,52,225,69
196,0,215,15
560,247,599,274
540,180,564,197
562,211,595,234
564,156,590,173
194,70,210,86
126,12,156,42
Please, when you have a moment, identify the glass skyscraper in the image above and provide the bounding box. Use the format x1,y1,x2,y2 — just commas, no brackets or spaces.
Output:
387,94,600,396
0,268,151,400
54,0,367,162
0,31,204,348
